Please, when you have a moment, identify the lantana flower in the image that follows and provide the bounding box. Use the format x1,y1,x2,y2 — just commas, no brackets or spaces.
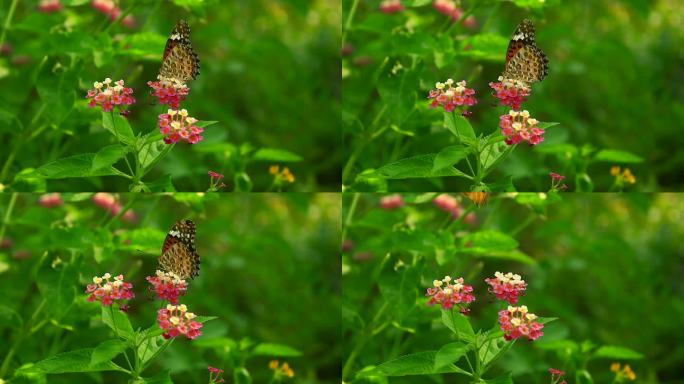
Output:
380,194,404,210
426,276,475,313
38,0,62,12
489,77,531,110
432,0,477,27
158,109,204,144
91,0,135,28
38,193,63,208
157,304,203,340
269,360,295,380
92,193,137,222
208,171,226,191
208,366,226,383
610,166,636,185
86,78,135,112
497,305,544,341
428,79,477,112
148,77,190,109
146,270,188,305
269,165,295,183
379,0,404,14
499,110,544,146
610,363,636,382
85,273,134,308
549,172,568,192
433,194,461,219
484,271,527,304
549,368,567,384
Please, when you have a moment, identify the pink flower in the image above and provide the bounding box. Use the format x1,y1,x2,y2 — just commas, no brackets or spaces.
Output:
207,171,225,191
549,172,565,181
499,110,544,146
92,193,136,222
38,193,63,208
433,0,460,20
379,0,404,14
85,273,134,307
380,194,404,210
549,368,566,384
498,305,544,341
148,78,190,109
489,78,531,110
426,276,475,311
146,270,188,305
38,0,62,12
428,79,477,112
86,78,135,112
208,366,226,383
157,304,203,340
549,172,568,192
463,212,477,225
91,0,135,28
158,109,204,145
485,271,527,304
433,194,461,219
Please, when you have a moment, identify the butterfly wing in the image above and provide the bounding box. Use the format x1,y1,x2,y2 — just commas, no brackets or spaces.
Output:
159,20,200,83
159,219,200,279
501,19,548,84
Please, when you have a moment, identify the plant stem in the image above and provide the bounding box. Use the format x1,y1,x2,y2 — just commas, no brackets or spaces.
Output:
341,193,359,245
341,0,360,47
110,110,135,176
0,0,18,50
0,192,17,242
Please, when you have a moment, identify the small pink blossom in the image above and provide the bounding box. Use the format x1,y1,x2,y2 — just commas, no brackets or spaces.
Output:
485,271,527,304
428,79,477,112
38,0,62,12
432,0,476,26
38,193,63,208
146,270,188,305
158,109,204,145
498,305,544,341
91,0,136,28
92,193,136,222
433,194,461,219
426,276,475,311
379,0,404,14
499,110,544,146
157,304,203,340
489,78,531,110
550,172,568,192
148,78,190,109
207,171,225,191
85,273,134,307
86,78,135,112
208,366,226,383
380,194,404,210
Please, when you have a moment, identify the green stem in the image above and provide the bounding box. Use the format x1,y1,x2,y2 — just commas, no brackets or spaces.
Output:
109,306,134,372
137,338,174,375
0,0,18,50
103,194,138,229
342,302,388,380
0,192,17,243
110,110,135,176
341,193,359,245
342,103,388,185
341,0,360,47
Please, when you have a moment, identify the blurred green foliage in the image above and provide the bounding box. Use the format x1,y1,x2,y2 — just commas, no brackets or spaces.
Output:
0,192,341,383
342,0,684,192
0,0,340,191
342,192,683,383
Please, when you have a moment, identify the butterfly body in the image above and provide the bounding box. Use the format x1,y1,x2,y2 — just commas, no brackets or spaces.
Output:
159,219,200,280
159,20,200,83
501,19,548,85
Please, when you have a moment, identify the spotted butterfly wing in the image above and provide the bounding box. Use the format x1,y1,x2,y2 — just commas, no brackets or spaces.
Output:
159,219,200,279
159,20,200,83
501,19,548,84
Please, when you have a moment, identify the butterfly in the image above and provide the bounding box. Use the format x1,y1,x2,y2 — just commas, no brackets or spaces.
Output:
159,19,200,83
500,19,548,84
159,219,200,280
463,192,489,207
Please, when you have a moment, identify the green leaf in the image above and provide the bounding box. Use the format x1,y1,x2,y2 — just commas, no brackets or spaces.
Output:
458,33,509,61
146,174,177,192
441,310,474,340
372,154,471,179
138,141,166,171
116,227,166,253
592,345,644,360
377,68,419,124
444,113,476,140
458,231,536,264
235,367,252,384
117,32,166,58
234,172,252,192
101,304,134,340
195,120,219,128
91,145,127,173
433,145,469,173
37,261,78,320
480,141,508,170
140,370,174,384
24,349,127,373
538,121,560,130
0,305,23,329
379,263,420,320
252,343,302,357
484,372,513,384
90,339,128,367
102,112,136,146
196,315,219,323
0,108,23,132
252,148,303,162
592,149,644,164
36,154,121,179
434,342,469,370
137,336,163,366
513,0,561,9
369,351,470,376
37,62,77,123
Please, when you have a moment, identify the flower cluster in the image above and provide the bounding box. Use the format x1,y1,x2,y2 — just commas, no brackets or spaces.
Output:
610,363,636,381
208,171,226,191
379,0,404,14
92,193,137,222
549,172,568,192
38,193,63,208
86,78,135,112
38,0,62,12
157,304,203,340
85,273,135,308
208,366,226,383
148,78,190,109
380,194,404,210
269,360,295,380
497,305,544,341
548,368,567,384
499,110,544,146
158,109,204,144
91,0,135,28
146,270,188,305
611,166,636,185
428,79,477,112
269,165,295,184
426,276,475,312
433,194,461,219
433,0,477,27
485,271,527,304
489,78,531,110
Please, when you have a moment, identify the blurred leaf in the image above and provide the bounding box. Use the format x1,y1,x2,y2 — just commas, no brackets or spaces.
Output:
0,108,23,133
196,316,219,323
234,367,252,384
90,339,128,367
234,172,252,192
481,142,507,170
0,305,23,329
379,263,420,320
371,154,471,179
538,122,560,130
138,336,162,366
196,120,219,128
252,343,302,357
434,342,469,370
37,63,77,123
457,34,508,61
592,149,644,164
367,351,469,376
512,0,561,8
37,261,78,320
458,231,535,264
117,33,166,59
146,175,177,192
103,113,136,146
139,141,166,171
117,227,166,253
101,304,134,340
91,145,127,173
35,154,120,178
592,345,644,360
444,113,476,141
441,310,474,340
377,69,419,124
22,349,127,373
140,370,173,384
483,373,513,384
252,148,303,163
535,339,579,352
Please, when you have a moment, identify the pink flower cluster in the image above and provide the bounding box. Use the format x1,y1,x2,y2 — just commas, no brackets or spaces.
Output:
484,271,527,304
426,276,475,312
208,171,226,191
379,0,404,14
158,109,204,144
92,193,137,222
91,0,135,28
85,273,134,307
489,78,531,110
208,366,226,383
38,193,63,208
433,0,477,27
157,304,203,340
550,172,568,191
428,79,477,112
148,78,190,109
498,305,544,341
146,270,188,305
433,194,461,219
549,368,567,384
86,78,135,112
38,0,62,12
499,110,544,146
380,194,404,210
